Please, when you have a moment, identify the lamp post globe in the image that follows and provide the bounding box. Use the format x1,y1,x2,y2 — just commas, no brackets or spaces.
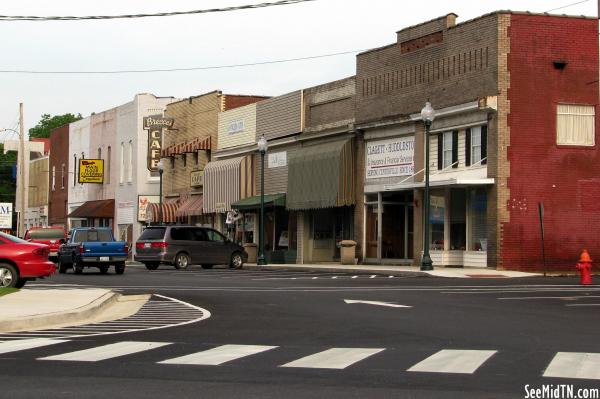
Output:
257,135,268,266
420,101,435,271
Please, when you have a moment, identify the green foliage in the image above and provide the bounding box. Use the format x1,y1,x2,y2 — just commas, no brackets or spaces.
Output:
28,113,82,139
0,144,16,204
0,287,18,297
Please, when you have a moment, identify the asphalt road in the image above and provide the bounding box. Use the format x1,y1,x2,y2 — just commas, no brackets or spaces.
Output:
1,264,599,399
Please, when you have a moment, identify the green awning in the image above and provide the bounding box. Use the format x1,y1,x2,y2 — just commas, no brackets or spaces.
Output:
286,139,355,210
231,193,286,211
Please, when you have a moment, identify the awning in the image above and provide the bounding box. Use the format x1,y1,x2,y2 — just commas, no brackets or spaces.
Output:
68,199,114,218
203,155,254,213
162,136,211,157
231,193,286,211
146,199,179,223
383,167,494,191
286,139,355,210
176,195,204,217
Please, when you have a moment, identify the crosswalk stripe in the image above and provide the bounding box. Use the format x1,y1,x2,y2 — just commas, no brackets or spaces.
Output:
0,338,69,354
543,352,600,380
159,344,277,366
38,341,171,362
280,348,385,369
407,349,497,374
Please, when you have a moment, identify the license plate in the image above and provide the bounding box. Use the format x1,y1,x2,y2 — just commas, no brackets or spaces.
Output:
144,243,151,248
100,256,110,262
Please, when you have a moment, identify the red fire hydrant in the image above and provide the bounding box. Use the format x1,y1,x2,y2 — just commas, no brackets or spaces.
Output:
575,249,593,285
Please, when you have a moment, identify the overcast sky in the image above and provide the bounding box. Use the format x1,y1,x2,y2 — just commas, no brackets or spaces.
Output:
0,0,596,137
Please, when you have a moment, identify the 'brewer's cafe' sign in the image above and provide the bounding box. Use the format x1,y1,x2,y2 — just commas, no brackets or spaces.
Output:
144,115,175,171
365,136,415,179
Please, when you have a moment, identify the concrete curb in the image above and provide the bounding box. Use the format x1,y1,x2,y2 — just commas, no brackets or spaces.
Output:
0,291,121,333
240,264,429,277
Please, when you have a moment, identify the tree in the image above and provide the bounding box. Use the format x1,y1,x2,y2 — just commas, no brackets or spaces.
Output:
29,113,82,139
0,144,16,205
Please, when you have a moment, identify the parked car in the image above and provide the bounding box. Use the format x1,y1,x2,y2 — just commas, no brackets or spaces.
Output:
134,225,246,270
0,231,56,288
24,226,68,262
57,227,128,274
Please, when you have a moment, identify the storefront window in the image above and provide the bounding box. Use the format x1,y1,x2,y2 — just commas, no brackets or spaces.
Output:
469,188,487,251
381,192,413,259
450,189,466,250
365,194,378,259
430,192,445,250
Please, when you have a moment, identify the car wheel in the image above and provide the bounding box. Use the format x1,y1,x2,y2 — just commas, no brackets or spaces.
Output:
230,252,243,269
144,263,159,271
0,263,18,288
174,253,190,270
99,265,109,274
73,261,84,275
201,264,213,269
115,263,125,275
15,278,27,289
58,260,69,274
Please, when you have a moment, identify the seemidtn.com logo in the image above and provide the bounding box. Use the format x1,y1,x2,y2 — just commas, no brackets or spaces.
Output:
525,384,600,399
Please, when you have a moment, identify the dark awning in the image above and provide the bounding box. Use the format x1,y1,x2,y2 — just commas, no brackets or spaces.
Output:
176,195,204,217
68,199,114,218
231,193,286,211
286,139,355,210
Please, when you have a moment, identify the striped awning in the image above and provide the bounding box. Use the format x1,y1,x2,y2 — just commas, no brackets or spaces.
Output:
162,136,212,157
146,200,179,224
175,195,204,217
203,155,255,213
287,139,355,210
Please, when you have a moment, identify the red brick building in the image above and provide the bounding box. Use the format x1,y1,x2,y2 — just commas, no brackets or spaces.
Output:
48,125,70,227
356,12,598,271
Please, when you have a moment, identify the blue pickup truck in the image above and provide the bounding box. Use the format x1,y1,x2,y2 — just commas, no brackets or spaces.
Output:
57,227,128,275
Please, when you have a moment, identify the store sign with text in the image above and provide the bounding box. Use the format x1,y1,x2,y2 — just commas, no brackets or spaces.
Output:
144,115,175,172
0,203,12,229
365,136,414,179
190,170,204,187
78,159,104,184
138,195,160,222
268,151,287,168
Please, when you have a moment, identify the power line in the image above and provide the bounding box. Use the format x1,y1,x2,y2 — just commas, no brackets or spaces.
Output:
545,0,592,13
0,0,316,21
0,49,365,75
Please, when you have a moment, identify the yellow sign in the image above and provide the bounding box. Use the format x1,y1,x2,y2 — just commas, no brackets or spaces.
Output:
78,159,104,184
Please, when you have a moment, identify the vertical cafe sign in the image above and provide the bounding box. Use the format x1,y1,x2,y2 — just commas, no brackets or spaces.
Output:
144,115,175,171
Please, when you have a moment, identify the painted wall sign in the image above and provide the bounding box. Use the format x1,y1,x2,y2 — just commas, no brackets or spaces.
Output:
78,159,104,184
228,120,245,135
0,203,12,229
365,136,414,179
268,151,287,168
144,115,175,172
138,195,160,222
190,170,204,187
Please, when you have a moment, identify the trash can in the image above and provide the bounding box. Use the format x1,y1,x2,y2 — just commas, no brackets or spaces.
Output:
243,243,258,264
340,240,357,265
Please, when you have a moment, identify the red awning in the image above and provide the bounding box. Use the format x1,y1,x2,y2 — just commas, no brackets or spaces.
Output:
175,195,204,217
146,201,179,223
68,199,114,218
161,136,212,157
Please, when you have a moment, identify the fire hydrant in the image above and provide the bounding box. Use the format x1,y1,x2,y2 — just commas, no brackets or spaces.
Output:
575,249,593,285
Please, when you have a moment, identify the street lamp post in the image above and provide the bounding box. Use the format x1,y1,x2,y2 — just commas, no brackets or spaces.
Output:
157,160,164,225
257,134,268,266
420,101,435,271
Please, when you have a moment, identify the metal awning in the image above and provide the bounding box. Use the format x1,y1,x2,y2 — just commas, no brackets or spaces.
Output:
203,155,254,213
68,199,114,218
286,139,355,210
146,200,180,223
231,193,286,211
175,195,204,217
383,167,494,191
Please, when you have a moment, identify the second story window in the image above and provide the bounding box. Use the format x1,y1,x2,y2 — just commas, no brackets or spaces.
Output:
106,146,111,184
127,141,133,182
557,104,595,146
52,166,56,191
465,125,488,166
119,143,125,184
73,154,77,186
437,131,458,170
61,163,65,189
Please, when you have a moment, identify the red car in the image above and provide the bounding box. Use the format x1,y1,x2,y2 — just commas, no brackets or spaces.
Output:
24,226,67,262
0,231,56,288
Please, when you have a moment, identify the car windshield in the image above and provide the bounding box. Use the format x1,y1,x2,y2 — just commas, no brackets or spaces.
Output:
138,227,166,240
73,230,113,242
0,231,29,244
27,229,64,239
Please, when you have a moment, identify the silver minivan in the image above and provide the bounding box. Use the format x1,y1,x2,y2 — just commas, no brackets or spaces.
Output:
134,226,247,270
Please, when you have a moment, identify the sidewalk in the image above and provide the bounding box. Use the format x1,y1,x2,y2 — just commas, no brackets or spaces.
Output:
0,289,148,333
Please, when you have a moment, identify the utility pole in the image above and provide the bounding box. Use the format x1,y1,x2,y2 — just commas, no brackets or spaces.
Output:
18,103,25,237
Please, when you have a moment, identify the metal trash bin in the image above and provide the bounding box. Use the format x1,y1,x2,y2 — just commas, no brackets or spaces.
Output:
243,243,258,264
340,240,357,265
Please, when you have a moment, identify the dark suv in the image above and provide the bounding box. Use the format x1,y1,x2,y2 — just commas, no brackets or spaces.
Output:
134,225,247,271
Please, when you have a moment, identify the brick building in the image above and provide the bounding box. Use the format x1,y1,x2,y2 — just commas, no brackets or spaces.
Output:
356,12,598,271
48,125,69,227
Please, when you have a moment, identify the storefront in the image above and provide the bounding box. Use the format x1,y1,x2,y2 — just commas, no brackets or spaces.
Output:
287,137,355,263
67,199,114,229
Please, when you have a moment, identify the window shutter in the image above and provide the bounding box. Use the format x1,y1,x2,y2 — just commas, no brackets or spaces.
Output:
465,128,471,167
437,134,443,170
452,130,458,168
481,125,488,165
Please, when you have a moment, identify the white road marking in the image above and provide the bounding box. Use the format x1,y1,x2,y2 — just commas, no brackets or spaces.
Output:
370,275,376,279
39,341,171,362
352,276,359,279
0,338,69,354
544,352,600,380
407,349,497,374
281,348,385,369
159,344,277,366
498,296,600,300
565,304,600,307
344,299,412,308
